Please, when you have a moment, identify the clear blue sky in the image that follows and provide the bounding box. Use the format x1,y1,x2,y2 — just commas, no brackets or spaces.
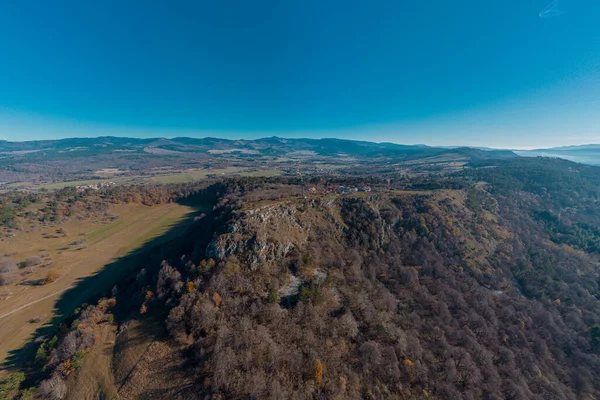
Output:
0,0,599,148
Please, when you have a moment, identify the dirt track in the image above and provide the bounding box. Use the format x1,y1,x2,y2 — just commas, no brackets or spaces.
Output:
0,203,193,374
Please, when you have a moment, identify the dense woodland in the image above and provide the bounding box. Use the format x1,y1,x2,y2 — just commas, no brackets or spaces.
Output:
3,157,600,399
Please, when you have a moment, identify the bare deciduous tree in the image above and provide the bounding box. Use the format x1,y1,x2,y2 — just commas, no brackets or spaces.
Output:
38,373,67,399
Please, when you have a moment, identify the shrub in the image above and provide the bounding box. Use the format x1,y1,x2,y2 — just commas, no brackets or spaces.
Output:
34,335,59,366
199,258,215,273
43,271,59,284
26,256,43,267
58,360,74,376
299,282,320,302
314,360,323,386
267,288,279,304
37,373,66,400
186,281,195,293
212,292,222,308
98,297,117,311
70,350,88,369
0,272,16,286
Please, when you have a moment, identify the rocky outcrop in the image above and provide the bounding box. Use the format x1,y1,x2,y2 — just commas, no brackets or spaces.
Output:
205,198,348,268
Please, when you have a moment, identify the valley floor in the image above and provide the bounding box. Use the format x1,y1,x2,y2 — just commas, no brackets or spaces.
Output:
0,203,194,376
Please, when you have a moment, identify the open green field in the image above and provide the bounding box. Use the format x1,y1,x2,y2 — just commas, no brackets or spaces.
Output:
314,164,348,170
150,167,282,183
149,167,244,183
35,168,242,189
237,169,282,177
0,203,195,374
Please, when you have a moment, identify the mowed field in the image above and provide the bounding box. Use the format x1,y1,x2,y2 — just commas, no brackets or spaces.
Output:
149,167,244,183
0,203,194,375
31,167,282,189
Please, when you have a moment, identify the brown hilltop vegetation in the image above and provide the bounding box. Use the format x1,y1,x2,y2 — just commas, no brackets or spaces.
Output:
7,159,600,399
157,189,598,400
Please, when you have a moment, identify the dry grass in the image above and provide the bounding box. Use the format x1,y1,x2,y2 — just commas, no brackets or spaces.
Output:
65,324,119,400
0,203,194,371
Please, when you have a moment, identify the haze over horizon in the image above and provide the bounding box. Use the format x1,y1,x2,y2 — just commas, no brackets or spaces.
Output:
1,0,599,149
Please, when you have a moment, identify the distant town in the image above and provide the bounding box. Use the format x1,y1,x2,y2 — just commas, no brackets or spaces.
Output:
75,182,117,193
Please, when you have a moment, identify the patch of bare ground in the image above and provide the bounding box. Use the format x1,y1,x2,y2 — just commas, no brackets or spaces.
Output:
115,317,196,399
65,313,196,400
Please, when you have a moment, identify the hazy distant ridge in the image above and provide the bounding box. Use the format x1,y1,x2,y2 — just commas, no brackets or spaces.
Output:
517,144,600,166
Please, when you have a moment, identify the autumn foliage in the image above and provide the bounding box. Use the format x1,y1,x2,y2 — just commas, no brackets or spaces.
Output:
314,360,323,386
43,271,59,284
185,281,195,293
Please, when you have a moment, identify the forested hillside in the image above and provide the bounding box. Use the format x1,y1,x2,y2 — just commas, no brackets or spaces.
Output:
4,158,600,399
155,179,600,399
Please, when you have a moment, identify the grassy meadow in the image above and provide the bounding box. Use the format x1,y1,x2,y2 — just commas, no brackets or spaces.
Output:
0,202,195,374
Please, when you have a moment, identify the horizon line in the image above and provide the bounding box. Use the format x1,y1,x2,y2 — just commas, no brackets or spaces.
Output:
1,134,595,151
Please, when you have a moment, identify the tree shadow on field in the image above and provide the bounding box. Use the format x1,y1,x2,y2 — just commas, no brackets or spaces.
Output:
18,279,46,287
2,194,218,381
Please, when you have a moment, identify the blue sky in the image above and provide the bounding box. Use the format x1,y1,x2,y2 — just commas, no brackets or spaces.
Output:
0,0,599,148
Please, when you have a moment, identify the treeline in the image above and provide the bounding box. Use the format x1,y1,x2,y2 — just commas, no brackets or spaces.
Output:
0,181,213,226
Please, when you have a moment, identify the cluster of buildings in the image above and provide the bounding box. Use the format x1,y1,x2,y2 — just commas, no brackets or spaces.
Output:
75,182,116,192
338,185,372,194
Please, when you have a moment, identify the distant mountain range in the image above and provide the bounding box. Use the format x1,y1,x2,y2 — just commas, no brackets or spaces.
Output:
516,144,600,165
0,136,517,160
3,136,600,167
